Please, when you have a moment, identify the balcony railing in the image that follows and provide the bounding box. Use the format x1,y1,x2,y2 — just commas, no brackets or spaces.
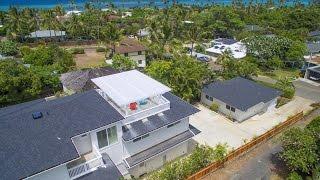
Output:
96,89,170,124
67,146,103,179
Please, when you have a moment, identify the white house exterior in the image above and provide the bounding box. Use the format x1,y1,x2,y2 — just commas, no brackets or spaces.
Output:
201,77,280,122
206,38,246,59
106,38,147,68
0,70,199,180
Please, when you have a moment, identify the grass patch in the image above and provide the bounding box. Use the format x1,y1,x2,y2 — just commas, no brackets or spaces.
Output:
259,68,300,81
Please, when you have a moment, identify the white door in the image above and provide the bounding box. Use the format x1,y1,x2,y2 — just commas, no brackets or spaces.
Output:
73,133,92,155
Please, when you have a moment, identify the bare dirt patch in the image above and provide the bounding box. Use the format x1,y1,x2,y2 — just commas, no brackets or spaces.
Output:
74,48,106,69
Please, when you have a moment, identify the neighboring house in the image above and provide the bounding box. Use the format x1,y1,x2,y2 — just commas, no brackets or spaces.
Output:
0,70,199,180
306,42,320,57
137,28,150,38
107,38,147,68
28,30,66,40
308,30,320,42
201,77,281,122
305,65,320,82
66,10,82,16
205,38,246,59
59,66,119,94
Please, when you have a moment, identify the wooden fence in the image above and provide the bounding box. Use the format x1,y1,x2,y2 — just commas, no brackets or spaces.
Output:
187,111,304,180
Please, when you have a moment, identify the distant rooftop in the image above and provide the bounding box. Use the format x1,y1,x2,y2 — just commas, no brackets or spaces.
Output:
110,38,146,54
203,77,281,111
213,38,238,45
60,67,119,93
29,30,66,38
307,42,320,53
92,70,171,106
309,30,320,37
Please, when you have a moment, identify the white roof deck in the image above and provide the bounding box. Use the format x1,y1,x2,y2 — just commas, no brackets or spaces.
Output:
206,39,247,59
92,70,171,106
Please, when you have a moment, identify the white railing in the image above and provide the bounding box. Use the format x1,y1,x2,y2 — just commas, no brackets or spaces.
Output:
68,146,103,179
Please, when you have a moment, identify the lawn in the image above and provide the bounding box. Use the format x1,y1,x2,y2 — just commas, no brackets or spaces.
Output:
259,68,301,81
74,48,106,69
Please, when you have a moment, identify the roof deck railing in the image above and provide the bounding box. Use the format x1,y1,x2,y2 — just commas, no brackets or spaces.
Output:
68,145,103,179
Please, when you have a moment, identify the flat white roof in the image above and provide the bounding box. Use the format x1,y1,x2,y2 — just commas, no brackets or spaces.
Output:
206,41,246,59
92,70,171,106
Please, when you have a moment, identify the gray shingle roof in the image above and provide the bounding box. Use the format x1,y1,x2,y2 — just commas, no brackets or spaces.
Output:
215,38,237,45
309,30,320,37
0,90,123,179
307,42,320,53
60,67,119,93
76,153,122,180
202,77,281,111
122,92,199,141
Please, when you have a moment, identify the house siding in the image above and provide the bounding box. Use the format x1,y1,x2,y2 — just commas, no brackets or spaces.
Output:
122,51,146,68
122,117,189,157
128,140,188,177
201,92,277,122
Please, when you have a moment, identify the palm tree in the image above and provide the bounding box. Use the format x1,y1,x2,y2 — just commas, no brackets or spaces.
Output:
66,14,81,39
101,22,123,57
5,7,22,40
185,23,202,56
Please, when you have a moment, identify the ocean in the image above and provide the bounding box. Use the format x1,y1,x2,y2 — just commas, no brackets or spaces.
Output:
0,0,312,11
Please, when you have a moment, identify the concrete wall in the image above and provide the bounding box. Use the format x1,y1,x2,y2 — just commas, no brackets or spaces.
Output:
128,140,189,177
123,118,189,156
201,92,277,122
26,164,70,180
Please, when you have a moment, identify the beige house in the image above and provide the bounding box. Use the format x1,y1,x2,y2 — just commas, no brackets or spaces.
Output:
106,38,147,68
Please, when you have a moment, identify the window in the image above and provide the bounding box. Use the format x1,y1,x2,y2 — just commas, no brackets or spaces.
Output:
124,53,128,57
209,97,213,101
107,126,118,145
97,130,108,148
163,155,167,163
167,121,180,128
97,126,118,149
230,107,235,112
138,51,142,55
226,105,230,110
138,60,142,64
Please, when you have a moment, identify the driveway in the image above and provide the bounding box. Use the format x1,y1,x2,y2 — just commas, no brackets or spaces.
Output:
190,96,314,150
293,78,320,102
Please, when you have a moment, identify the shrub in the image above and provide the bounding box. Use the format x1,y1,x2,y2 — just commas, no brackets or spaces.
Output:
282,87,295,99
0,40,18,56
210,103,219,112
286,172,302,180
96,47,106,52
69,47,85,54
194,44,205,54
147,144,228,180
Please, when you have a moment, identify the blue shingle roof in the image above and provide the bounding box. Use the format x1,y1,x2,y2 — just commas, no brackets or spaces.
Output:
309,30,320,37
0,90,124,179
307,42,320,53
202,77,281,111
122,92,199,141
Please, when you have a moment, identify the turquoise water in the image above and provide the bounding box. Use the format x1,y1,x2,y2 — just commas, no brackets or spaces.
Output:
0,0,312,11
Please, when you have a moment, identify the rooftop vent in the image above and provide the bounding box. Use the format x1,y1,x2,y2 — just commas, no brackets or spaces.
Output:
32,112,43,119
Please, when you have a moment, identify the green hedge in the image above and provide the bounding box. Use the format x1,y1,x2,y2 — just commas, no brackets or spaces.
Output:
96,47,106,52
69,47,85,54
210,103,219,112
147,144,227,180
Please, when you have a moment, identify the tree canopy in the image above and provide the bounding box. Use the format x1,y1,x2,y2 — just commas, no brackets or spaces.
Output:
146,55,213,102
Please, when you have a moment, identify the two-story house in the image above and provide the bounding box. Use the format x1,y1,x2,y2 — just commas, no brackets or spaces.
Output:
0,70,199,180
106,38,147,68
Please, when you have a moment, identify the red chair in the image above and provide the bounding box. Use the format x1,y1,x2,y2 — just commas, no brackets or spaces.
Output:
129,102,137,110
